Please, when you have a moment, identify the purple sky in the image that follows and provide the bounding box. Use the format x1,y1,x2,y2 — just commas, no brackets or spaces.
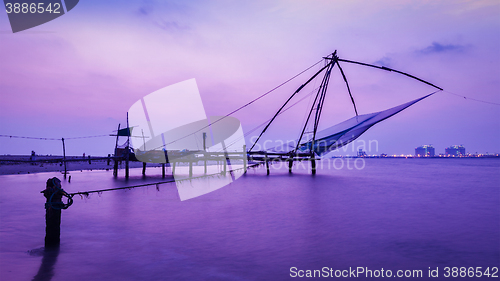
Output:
0,0,499,156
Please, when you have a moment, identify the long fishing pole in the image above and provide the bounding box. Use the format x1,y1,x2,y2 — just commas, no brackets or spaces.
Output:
249,52,337,152
336,58,443,91
67,165,256,199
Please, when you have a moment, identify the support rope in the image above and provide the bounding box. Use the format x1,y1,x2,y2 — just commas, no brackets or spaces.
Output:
0,134,109,140
443,90,500,106
150,59,324,151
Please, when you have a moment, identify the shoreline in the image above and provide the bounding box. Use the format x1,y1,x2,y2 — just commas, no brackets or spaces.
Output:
0,159,150,176
1,155,498,176
0,155,161,176
330,155,500,158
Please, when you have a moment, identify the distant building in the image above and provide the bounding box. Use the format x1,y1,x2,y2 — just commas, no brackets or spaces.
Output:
415,145,435,157
445,145,466,156
357,149,367,157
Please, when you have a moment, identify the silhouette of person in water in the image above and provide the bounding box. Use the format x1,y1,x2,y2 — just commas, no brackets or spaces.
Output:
41,177,68,247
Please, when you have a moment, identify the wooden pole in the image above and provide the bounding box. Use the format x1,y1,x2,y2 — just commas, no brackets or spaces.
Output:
249,59,335,152
203,132,207,150
142,162,146,176
243,145,247,173
311,153,316,175
203,133,207,174
125,114,130,179
223,156,227,175
204,152,207,174
113,124,121,177
172,161,176,176
288,155,293,173
265,152,270,175
43,178,63,247
162,163,165,178
189,161,193,178
107,154,111,165
61,138,67,179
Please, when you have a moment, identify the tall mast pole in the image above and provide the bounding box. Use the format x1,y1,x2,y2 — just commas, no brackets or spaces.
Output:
249,58,335,152
294,51,337,154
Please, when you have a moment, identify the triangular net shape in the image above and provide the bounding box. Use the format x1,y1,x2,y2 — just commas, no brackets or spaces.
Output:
269,93,433,156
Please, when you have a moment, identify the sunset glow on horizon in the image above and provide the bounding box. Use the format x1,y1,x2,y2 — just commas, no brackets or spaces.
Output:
1,0,498,156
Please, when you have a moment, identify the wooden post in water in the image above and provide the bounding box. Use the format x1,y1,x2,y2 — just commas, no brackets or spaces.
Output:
288,154,293,173
203,133,207,174
88,155,91,164
243,145,247,173
189,161,193,178
113,124,121,177
125,152,129,178
223,155,227,175
311,153,316,175
172,161,176,176
265,152,270,175
203,132,207,150
125,114,130,179
42,177,64,247
142,162,146,175
162,163,165,178
61,138,67,179
204,152,207,174
107,154,111,165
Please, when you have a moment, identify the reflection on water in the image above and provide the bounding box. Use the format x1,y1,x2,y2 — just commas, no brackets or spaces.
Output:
31,246,60,281
0,159,498,280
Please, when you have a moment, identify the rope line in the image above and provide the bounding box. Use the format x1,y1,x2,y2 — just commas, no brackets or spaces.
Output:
150,59,324,150
443,90,500,106
213,86,321,152
0,135,60,140
0,134,109,140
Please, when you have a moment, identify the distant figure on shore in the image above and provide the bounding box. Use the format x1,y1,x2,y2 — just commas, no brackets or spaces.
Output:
83,153,85,158
30,150,36,164
41,177,69,247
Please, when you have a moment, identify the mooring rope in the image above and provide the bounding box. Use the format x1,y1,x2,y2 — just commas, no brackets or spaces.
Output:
45,185,74,210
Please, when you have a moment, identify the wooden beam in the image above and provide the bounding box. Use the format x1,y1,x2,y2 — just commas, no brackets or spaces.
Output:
62,138,67,179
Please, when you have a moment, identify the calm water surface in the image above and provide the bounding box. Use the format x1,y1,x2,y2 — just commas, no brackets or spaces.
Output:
0,158,499,280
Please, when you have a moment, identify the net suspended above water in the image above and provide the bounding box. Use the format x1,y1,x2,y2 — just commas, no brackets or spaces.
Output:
270,93,435,156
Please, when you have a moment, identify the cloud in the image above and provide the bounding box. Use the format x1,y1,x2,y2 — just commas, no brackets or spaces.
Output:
134,1,196,32
373,56,392,67
417,42,467,55
154,20,190,32
137,7,151,16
